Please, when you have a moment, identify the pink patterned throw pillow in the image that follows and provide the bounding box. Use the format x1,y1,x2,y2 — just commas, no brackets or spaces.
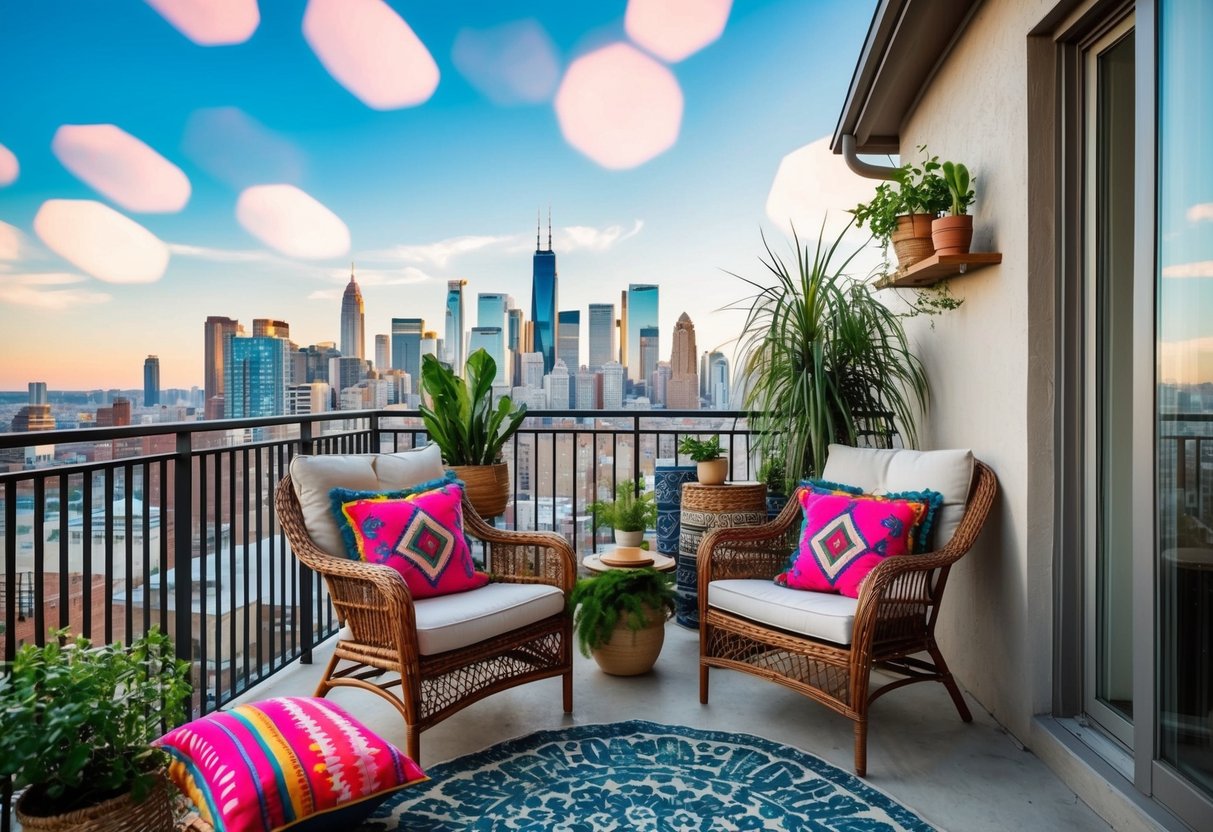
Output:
335,482,489,599
775,489,928,598
157,697,426,832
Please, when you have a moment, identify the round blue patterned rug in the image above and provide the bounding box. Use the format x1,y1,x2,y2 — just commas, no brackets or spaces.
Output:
367,720,936,831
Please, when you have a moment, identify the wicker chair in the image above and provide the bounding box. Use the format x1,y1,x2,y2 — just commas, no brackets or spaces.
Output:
697,449,997,776
275,470,574,761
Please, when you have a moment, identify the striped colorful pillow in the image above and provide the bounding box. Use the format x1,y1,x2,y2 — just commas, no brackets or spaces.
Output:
157,697,426,832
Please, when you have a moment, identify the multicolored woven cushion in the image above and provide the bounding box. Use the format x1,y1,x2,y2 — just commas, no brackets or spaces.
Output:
776,489,930,598
156,697,426,832
331,480,489,599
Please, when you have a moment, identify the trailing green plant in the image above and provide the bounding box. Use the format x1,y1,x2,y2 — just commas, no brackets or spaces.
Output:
758,456,789,496
418,348,527,465
849,179,904,247
941,160,974,215
588,479,657,532
0,627,192,815
900,282,965,324
678,435,724,462
568,568,676,656
728,220,929,483
893,146,950,217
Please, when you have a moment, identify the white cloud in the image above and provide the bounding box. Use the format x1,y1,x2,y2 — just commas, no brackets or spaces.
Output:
1162,261,1213,279
310,265,435,300
0,221,24,260
560,219,644,251
0,272,112,309
167,242,283,263
370,234,512,267
1186,203,1213,223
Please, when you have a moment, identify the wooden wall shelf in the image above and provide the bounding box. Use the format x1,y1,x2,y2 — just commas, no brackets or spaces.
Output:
875,252,1003,289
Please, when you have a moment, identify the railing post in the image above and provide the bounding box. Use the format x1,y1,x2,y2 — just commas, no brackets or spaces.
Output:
173,431,193,669
369,410,382,453
632,416,642,495
298,420,314,665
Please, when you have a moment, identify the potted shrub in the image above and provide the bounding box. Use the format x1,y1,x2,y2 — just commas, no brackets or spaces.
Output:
932,160,975,255
569,568,676,676
588,479,657,548
758,456,790,520
0,628,192,832
679,435,728,485
730,223,927,484
852,146,950,270
419,348,527,518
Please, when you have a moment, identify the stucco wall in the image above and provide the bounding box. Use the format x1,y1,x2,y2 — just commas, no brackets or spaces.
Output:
896,0,1056,744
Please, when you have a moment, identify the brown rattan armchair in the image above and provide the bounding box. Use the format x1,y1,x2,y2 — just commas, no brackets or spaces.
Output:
698,453,997,776
275,474,575,761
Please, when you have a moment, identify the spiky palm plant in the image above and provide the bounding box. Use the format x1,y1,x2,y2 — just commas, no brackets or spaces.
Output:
730,222,928,491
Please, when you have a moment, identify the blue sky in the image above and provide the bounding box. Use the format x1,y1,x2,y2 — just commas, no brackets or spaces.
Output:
0,0,876,390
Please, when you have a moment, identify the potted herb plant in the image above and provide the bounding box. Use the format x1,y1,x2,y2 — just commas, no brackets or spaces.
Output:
588,479,657,548
678,435,728,485
931,160,975,255
569,567,676,676
0,628,192,832
419,348,527,518
728,222,928,485
852,146,950,270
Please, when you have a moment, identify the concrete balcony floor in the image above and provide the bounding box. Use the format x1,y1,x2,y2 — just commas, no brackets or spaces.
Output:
242,623,1108,831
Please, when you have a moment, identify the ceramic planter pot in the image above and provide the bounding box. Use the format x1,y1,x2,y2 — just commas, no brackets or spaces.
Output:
614,529,645,547
591,606,667,676
450,462,510,518
931,214,974,256
696,458,728,486
890,213,935,269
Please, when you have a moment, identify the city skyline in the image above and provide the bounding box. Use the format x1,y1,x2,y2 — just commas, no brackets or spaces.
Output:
0,2,879,390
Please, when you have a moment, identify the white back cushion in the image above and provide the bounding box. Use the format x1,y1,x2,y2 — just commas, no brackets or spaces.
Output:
289,443,445,557
821,444,974,550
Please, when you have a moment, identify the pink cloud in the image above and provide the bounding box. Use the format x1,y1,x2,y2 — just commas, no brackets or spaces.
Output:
235,184,350,259
1162,261,1213,279
554,43,683,170
303,0,439,110
0,143,17,186
625,0,732,63
52,124,190,213
452,20,561,106
0,221,22,260
1187,203,1213,223
33,199,170,284
144,0,259,46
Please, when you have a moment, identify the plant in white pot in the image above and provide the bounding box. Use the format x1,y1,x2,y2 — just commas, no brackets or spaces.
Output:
588,479,657,548
679,435,728,485
569,567,676,676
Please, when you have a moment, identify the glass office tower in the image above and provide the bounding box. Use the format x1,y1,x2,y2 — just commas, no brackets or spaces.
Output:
627,284,659,384
531,214,558,373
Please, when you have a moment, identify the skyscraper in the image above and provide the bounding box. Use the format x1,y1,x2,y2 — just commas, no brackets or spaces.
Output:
666,312,700,410
340,265,365,360
478,293,508,380
618,290,628,369
225,335,289,417
507,304,524,386
469,327,506,384
519,352,545,389
375,334,390,371
445,279,467,368
627,284,659,384
708,351,730,409
28,381,47,405
547,360,570,409
638,325,659,398
253,319,289,339
531,211,558,373
558,310,580,372
588,303,616,370
601,361,624,409
391,318,424,385
204,315,242,406
143,355,160,407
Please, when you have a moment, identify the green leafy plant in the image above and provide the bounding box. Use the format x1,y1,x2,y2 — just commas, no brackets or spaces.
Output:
849,179,904,247
758,456,789,496
678,435,724,462
588,479,657,532
568,568,676,656
729,221,928,483
0,627,192,815
418,348,527,465
941,160,974,215
850,146,951,247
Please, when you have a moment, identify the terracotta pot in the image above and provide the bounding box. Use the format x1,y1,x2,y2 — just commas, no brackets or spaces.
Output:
614,529,645,547
931,214,974,256
890,213,935,269
696,458,728,486
450,462,510,518
591,606,667,676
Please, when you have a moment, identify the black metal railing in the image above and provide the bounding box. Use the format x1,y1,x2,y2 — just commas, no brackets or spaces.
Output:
0,409,754,712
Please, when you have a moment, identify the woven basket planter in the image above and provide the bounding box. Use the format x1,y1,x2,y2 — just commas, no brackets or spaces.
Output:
591,607,667,676
16,776,175,832
890,213,935,269
451,462,510,518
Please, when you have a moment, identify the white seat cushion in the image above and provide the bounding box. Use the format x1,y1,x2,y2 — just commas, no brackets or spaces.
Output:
708,580,857,645
821,444,974,550
289,444,445,557
413,582,565,656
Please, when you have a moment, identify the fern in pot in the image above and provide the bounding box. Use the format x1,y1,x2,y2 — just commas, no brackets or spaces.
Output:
569,568,676,676
588,479,657,548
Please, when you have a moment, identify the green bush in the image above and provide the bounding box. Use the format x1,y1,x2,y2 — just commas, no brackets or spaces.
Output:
588,480,657,532
568,568,676,656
